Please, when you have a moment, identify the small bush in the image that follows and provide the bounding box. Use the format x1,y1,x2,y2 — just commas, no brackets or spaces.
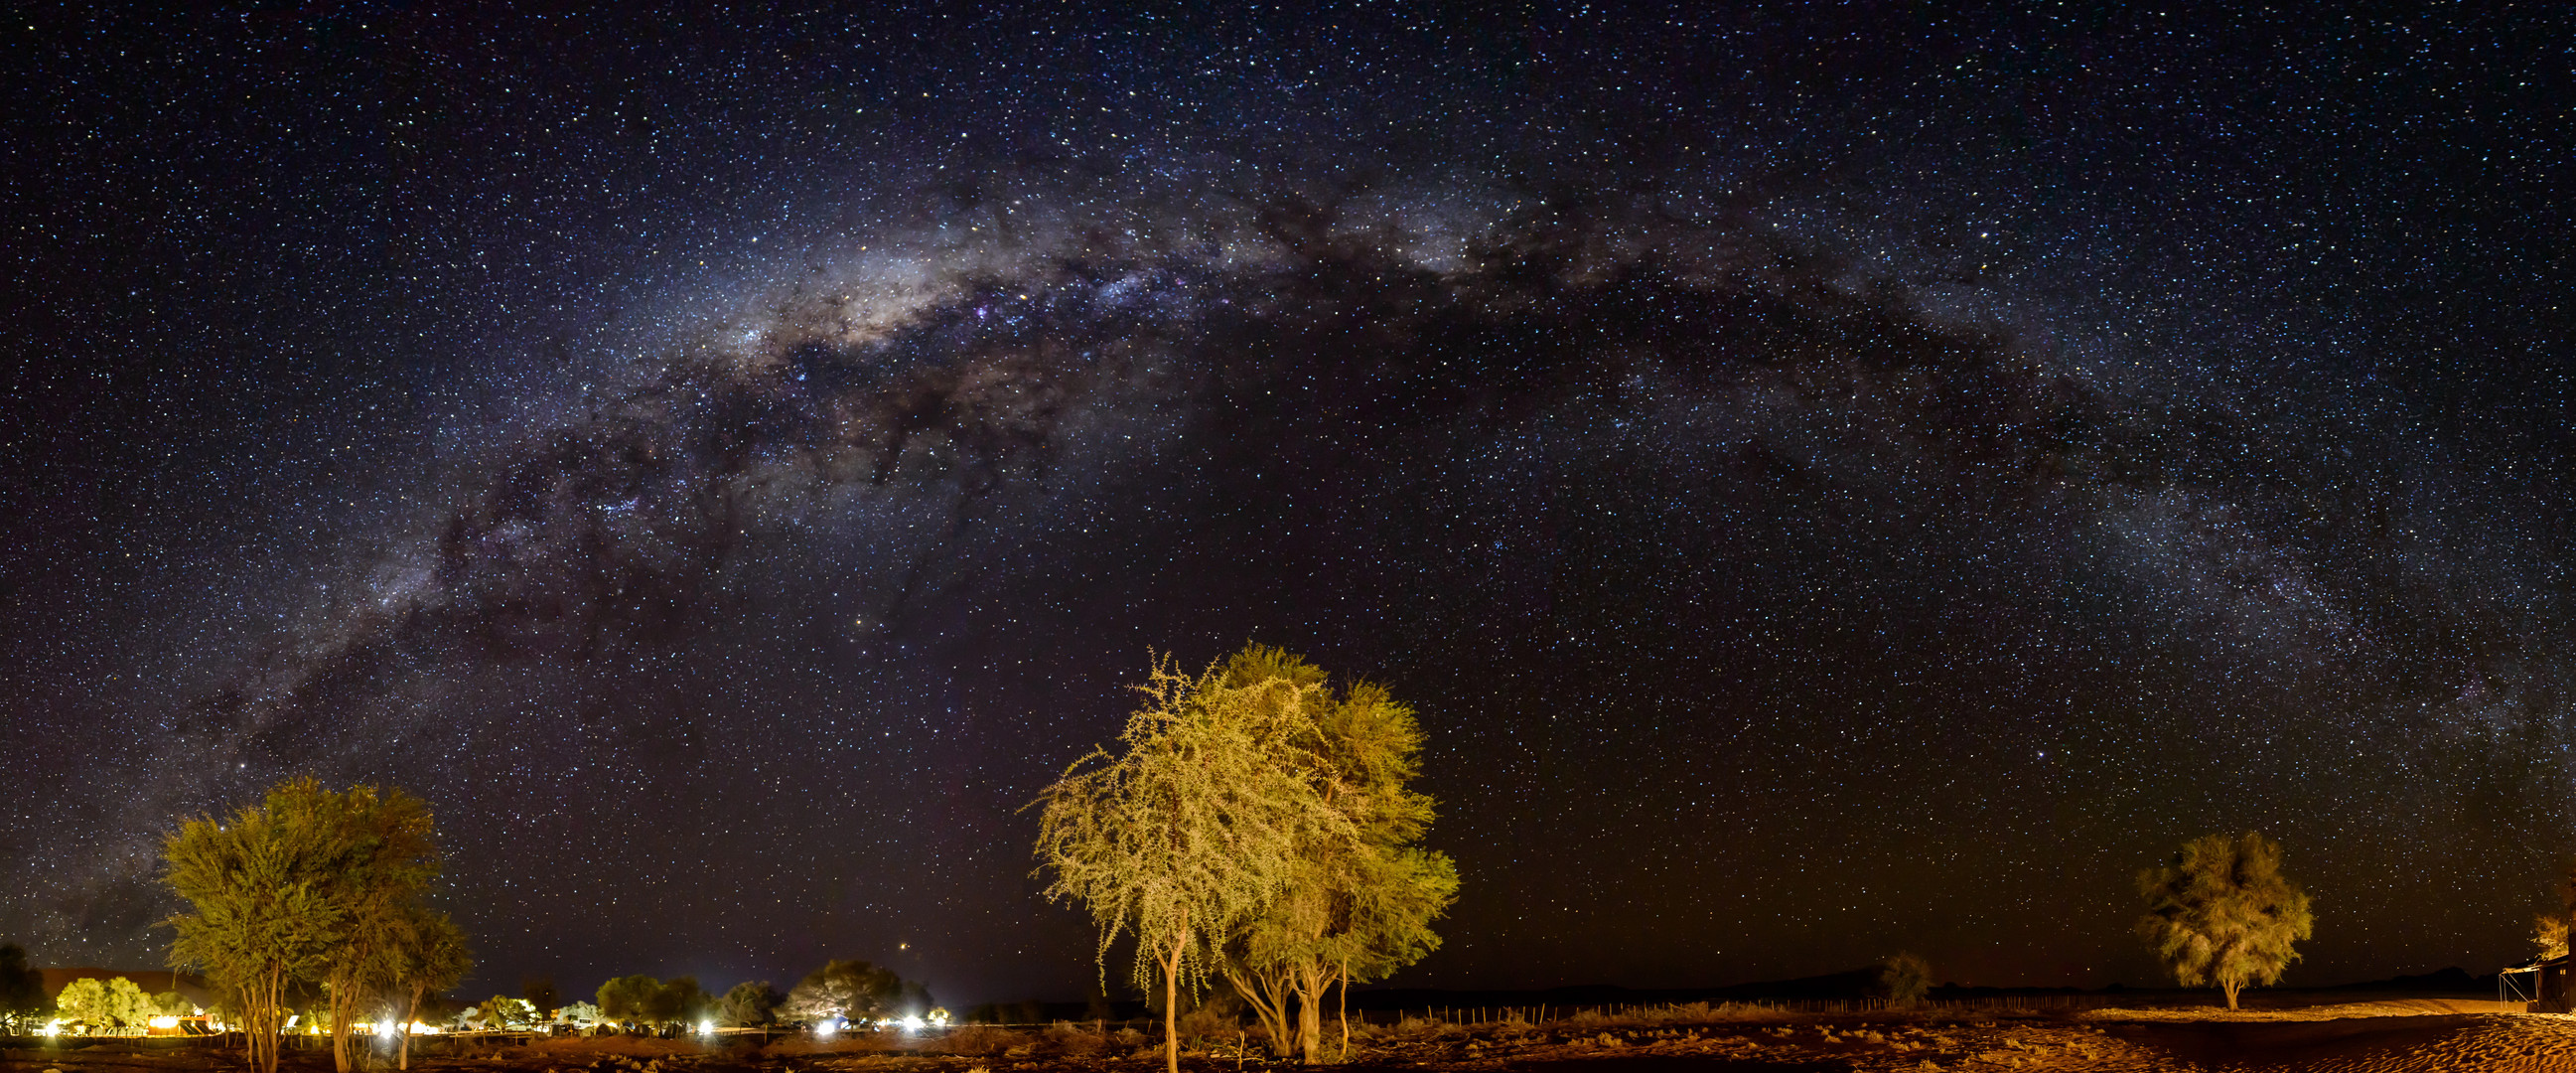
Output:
1873,954,1933,1009
1377,1015,1463,1041
940,1026,1022,1056
1175,991,1243,1042
1045,1021,1106,1057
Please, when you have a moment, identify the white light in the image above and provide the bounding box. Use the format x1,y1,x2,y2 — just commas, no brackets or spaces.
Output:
377,1021,398,1039
815,1018,837,1037
900,1015,925,1032
149,1015,182,1030
698,1020,714,1036
38,1019,63,1037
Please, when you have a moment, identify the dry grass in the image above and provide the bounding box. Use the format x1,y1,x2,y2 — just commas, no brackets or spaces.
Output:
2084,998,2526,1023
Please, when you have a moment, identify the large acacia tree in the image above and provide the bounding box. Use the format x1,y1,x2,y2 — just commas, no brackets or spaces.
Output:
1217,648,1456,1063
2135,831,2314,1009
784,959,930,1024
1034,650,1353,1073
163,779,448,1073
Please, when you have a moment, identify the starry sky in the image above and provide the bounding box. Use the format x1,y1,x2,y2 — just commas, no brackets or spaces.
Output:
5,4,2575,1008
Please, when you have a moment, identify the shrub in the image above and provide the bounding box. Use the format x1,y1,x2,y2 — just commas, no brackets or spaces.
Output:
940,1026,1021,1056
1045,1021,1106,1057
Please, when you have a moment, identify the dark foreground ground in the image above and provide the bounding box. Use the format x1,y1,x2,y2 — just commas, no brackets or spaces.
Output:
10,1000,2575,1073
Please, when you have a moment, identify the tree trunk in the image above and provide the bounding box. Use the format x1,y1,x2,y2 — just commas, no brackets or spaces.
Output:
400,983,423,1070
329,974,357,1073
1162,925,1186,1073
2222,979,2240,1010
1336,960,1350,1062
1223,969,1293,1058
1293,964,1323,1064
253,964,285,1073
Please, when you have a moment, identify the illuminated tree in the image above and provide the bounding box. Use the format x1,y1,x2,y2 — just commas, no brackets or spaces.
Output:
2135,831,2314,1009
151,991,194,1017
2527,857,2576,1010
163,778,447,1073
1216,647,1457,1063
0,945,47,1034
470,996,537,1029
718,981,785,1027
597,975,659,1027
594,975,708,1029
55,976,154,1029
383,907,471,1070
783,960,923,1023
316,787,440,1072
1035,650,1353,1073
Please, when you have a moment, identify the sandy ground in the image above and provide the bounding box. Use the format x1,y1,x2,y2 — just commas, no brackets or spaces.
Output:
11,1002,2576,1072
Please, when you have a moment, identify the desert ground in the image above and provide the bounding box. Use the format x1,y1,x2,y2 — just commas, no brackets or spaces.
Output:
10,1000,2576,1073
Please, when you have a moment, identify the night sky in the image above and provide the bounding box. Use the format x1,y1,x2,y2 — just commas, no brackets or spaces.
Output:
6,4,2575,1009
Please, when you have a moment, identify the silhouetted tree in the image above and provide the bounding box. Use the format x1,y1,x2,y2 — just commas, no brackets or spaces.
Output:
0,946,52,1034
655,977,708,1028
1036,649,1354,1073
1870,953,1932,1009
2135,831,2314,1009
521,977,559,1021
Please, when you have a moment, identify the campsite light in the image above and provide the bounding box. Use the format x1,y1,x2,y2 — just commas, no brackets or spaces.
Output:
38,1019,63,1037
815,1018,837,1037
699,1020,714,1036
150,1015,181,1030
900,1014,925,1032
377,1021,399,1039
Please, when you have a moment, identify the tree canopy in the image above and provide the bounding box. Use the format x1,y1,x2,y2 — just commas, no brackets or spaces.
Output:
162,778,449,1073
2135,831,2315,1009
782,959,928,1024
1216,647,1457,1063
595,974,709,1028
55,976,154,1029
1035,649,1356,1073
1038,645,1457,1070
384,905,472,1070
717,981,786,1027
